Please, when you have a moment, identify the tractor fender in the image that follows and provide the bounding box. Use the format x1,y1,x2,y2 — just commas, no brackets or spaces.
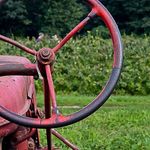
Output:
0,56,34,126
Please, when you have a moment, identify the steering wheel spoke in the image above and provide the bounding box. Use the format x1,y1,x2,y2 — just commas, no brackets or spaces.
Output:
45,65,58,114
0,35,37,55
53,11,96,53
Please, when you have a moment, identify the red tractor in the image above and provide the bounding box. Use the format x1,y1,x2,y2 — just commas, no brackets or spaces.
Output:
0,0,123,149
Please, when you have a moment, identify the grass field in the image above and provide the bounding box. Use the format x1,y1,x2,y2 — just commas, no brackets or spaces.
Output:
37,94,150,150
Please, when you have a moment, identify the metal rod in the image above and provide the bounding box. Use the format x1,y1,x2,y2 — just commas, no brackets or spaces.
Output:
51,129,79,150
43,76,52,150
52,12,94,53
0,63,37,76
45,65,58,112
0,35,37,55
14,128,36,145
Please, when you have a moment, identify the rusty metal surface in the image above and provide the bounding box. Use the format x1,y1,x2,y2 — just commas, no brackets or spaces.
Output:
0,123,18,138
28,138,36,150
37,48,55,65
11,127,36,146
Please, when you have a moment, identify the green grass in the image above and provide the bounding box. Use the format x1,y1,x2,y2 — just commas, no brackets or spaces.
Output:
37,94,150,149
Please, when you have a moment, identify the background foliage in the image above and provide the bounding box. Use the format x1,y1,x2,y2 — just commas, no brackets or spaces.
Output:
0,33,149,95
103,0,150,34
0,0,150,36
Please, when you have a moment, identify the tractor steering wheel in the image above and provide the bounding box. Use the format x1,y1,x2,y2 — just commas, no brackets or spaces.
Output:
0,0,123,128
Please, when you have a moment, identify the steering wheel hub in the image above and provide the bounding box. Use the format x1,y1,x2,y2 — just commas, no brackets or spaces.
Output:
37,48,55,65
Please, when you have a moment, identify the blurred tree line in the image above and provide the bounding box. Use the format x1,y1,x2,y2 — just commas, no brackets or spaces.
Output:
0,0,149,37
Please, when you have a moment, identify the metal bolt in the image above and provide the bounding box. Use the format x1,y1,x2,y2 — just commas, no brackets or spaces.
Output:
28,138,35,150
37,48,55,65
41,49,51,57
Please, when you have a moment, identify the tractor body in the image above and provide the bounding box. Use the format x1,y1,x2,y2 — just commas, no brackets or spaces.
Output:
0,56,37,149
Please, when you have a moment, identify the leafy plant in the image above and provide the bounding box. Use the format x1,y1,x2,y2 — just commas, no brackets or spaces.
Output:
0,33,149,95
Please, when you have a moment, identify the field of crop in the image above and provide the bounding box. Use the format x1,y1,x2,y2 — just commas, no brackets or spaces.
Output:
37,94,150,150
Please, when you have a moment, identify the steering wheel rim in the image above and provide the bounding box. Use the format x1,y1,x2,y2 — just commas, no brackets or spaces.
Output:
0,0,123,128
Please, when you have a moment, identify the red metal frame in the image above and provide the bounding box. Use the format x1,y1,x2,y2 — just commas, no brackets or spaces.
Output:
0,0,123,149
